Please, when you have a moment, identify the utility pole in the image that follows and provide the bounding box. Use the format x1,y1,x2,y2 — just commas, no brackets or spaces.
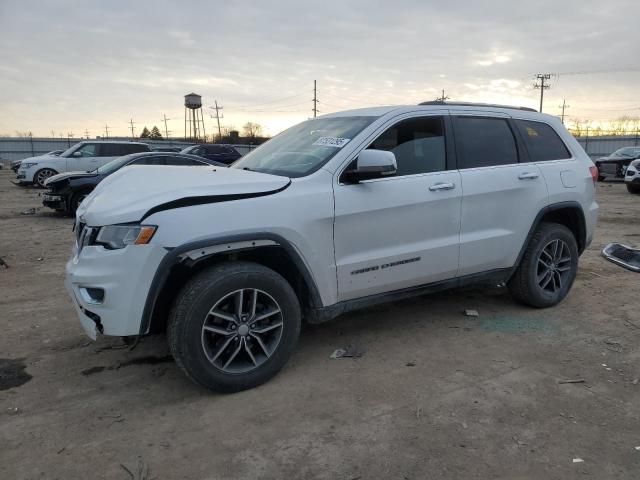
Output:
84,129,90,139
559,99,569,124
211,101,223,141
104,124,110,139
50,130,55,138
129,118,136,139
313,80,318,118
67,132,73,148
161,114,171,140
435,89,450,102
534,74,551,112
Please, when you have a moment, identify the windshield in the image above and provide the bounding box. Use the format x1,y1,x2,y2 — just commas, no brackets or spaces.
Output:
613,147,640,158
96,154,136,174
59,144,82,158
231,116,377,177
180,146,198,154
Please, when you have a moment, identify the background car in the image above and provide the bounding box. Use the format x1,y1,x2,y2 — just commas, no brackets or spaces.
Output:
595,146,640,181
625,159,640,194
10,150,64,173
16,141,150,187
180,144,241,165
42,151,226,214
150,146,183,153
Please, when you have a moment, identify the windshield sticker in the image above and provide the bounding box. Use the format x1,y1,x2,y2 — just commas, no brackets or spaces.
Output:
312,137,351,148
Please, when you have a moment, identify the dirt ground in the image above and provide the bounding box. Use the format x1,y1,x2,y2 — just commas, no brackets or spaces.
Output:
0,167,639,480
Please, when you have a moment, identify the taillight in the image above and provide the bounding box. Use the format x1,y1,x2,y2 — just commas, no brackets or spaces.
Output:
589,166,598,186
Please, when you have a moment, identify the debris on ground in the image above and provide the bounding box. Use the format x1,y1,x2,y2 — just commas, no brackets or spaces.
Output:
602,243,640,272
0,257,8,269
36,257,43,261
120,458,151,480
330,344,364,359
406,361,416,367
21,208,36,215
573,458,584,463
604,338,623,353
635,446,640,451
558,379,586,384
464,309,479,317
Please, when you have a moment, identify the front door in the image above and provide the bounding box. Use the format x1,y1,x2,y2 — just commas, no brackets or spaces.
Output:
452,114,549,276
333,115,462,302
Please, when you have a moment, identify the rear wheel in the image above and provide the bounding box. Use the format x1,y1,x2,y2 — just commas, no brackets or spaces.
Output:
168,262,301,393
627,184,640,194
508,223,579,308
34,168,57,188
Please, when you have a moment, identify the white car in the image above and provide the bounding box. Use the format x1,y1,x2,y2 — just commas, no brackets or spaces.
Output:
625,159,640,194
66,102,599,392
16,141,150,187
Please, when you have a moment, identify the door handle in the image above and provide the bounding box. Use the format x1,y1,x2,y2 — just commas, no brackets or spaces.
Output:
518,172,539,180
429,182,455,191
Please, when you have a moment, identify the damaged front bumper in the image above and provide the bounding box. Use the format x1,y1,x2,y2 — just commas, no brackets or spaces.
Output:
65,242,167,339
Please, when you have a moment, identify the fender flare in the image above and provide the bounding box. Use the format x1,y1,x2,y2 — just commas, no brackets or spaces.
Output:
138,232,322,335
510,201,587,276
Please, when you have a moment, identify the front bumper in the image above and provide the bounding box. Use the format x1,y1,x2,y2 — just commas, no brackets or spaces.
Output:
16,169,34,183
65,242,167,339
42,193,67,210
625,165,639,184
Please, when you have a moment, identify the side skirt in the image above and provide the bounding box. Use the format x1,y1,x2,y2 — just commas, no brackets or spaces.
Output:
307,268,510,324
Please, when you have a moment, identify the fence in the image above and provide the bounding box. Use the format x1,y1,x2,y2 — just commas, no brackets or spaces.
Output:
0,137,258,163
574,133,640,160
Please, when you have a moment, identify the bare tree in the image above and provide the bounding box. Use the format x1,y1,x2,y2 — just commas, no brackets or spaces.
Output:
243,122,263,139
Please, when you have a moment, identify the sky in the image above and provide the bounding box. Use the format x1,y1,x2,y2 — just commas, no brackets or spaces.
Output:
0,0,639,138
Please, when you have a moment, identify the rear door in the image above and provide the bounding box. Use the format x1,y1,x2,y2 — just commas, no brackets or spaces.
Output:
333,114,462,301
93,144,123,170
453,114,548,276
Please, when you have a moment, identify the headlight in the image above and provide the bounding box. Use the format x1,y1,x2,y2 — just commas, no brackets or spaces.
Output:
21,162,38,169
95,225,157,249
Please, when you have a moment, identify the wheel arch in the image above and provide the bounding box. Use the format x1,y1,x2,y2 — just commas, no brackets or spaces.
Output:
511,201,587,276
140,233,322,336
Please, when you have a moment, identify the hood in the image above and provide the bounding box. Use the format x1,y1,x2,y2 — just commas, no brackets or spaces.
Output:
45,170,98,187
14,154,60,166
77,165,290,226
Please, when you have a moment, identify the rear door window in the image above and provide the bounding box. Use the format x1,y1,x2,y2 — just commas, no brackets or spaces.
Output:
454,117,519,169
514,120,571,161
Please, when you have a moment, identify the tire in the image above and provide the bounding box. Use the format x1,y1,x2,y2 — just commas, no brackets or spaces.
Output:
168,261,301,393
627,184,640,194
70,191,90,214
33,168,58,188
508,222,579,308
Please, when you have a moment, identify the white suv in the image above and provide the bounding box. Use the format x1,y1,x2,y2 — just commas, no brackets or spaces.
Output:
66,103,599,392
16,141,150,187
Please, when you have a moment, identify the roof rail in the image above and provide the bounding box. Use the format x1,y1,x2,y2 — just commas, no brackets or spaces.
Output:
418,101,538,112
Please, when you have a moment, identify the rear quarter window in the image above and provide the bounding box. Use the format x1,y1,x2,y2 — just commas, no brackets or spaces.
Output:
515,120,571,162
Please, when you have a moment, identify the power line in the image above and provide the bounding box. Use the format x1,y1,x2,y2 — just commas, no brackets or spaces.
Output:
313,80,318,118
559,99,569,124
129,118,136,139
210,101,224,140
533,74,551,112
161,114,171,139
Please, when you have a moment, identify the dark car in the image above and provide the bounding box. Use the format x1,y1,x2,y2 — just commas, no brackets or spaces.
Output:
180,144,242,165
42,152,225,214
595,147,640,181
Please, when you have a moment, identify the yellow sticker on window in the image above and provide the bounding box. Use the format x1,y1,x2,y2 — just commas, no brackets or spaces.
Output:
526,127,539,137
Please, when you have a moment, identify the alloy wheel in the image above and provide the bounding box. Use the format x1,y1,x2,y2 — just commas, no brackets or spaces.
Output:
36,169,56,187
201,288,284,374
536,239,572,293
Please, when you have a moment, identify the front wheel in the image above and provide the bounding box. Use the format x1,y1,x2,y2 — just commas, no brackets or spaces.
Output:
34,168,58,188
168,262,301,393
508,223,579,308
627,183,640,194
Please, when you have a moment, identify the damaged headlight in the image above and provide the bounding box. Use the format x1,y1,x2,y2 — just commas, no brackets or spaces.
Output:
95,225,157,249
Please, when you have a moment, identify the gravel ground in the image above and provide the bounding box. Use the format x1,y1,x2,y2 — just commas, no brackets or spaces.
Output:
1,167,639,479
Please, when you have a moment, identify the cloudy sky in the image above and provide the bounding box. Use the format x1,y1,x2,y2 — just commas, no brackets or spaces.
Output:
1,0,638,138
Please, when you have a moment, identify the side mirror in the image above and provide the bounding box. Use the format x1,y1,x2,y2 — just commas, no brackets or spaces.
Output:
343,150,397,183
72,151,82,157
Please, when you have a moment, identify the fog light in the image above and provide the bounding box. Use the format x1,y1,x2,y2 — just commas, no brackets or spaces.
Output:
79,287,105,305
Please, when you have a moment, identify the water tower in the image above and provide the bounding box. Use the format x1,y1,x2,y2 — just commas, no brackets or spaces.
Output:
184,93,206,141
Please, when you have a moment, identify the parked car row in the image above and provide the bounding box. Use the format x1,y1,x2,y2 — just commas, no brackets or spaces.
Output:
595,146,640,181
11,141,243,188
